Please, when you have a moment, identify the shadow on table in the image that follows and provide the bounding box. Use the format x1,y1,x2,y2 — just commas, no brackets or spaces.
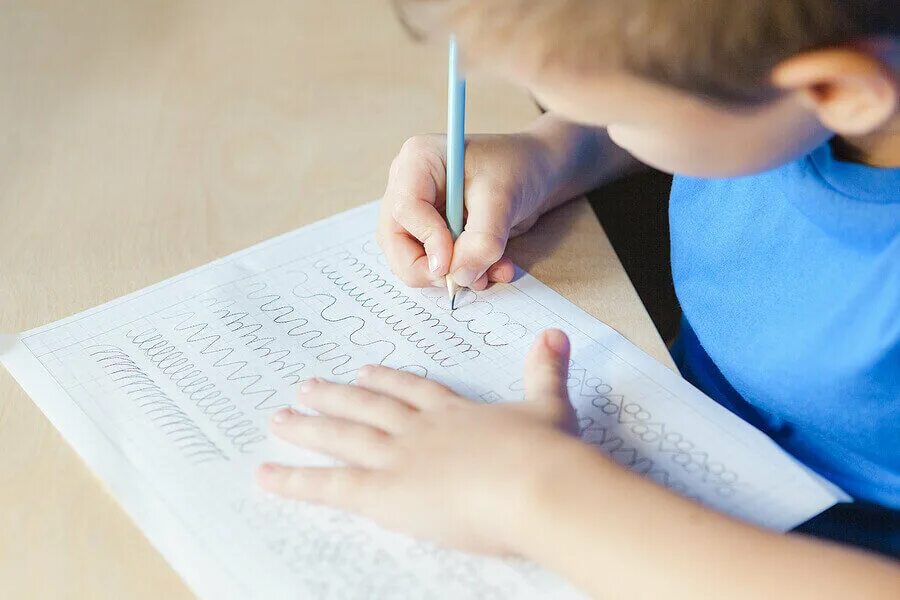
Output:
589,169,681,344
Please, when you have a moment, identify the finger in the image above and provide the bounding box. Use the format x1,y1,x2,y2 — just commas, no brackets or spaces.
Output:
257,464,379,512
448,179,515,287
377,226,442,288
486,256,515,283
470,273,489,291
269,408,395,468
355,365,463,411
378,194,444,287
448,230,507,287
297,379,415,434
468,258,515,291
390,201,454,278
383,136,454,277
522,329,575,427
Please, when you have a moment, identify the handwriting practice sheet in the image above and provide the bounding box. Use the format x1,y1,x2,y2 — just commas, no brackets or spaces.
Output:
2,202,844,599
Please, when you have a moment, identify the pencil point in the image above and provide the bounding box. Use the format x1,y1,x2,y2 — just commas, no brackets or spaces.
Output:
445,275,458,311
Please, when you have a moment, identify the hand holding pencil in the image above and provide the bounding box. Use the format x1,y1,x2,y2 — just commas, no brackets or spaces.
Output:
377,39,564,300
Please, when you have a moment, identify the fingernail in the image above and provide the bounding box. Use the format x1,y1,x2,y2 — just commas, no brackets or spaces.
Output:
271,408,296,424
298,378,320,393
428,255,440,273
453,267,479,287
357,365,375,379
543,329,570,354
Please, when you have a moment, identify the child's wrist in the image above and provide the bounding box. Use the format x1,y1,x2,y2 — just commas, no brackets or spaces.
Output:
523,114,643,209
504,118,584,226
522,115,586,200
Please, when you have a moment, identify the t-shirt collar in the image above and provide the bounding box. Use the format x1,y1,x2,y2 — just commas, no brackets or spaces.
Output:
808,140,900,204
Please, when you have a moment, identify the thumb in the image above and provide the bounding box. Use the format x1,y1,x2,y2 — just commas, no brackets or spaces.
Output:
522,329,575,429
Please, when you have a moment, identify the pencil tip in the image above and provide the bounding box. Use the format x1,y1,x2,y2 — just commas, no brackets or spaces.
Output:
446,275,458,311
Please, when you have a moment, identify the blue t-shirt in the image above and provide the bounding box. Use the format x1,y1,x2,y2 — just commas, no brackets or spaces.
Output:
669,141,899,511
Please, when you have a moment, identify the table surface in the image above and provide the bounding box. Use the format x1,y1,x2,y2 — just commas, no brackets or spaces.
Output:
0,2,671,598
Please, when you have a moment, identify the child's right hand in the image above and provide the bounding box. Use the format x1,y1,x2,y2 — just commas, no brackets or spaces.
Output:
377,132,553,290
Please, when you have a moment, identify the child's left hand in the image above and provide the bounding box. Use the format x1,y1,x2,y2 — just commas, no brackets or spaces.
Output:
256,329,590,555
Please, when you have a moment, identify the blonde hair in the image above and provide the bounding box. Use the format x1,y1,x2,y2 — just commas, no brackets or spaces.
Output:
393,0,898,104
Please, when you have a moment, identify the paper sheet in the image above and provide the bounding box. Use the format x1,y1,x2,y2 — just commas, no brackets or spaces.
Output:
1,202,845,599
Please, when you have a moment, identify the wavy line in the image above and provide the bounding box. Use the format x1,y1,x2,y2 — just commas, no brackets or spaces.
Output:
311,253,481,367
418,286,528,347
243,281,397,375
124,328,267,453
88,344,228,464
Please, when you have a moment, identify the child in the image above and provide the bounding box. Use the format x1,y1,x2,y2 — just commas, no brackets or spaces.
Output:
258,1,900,596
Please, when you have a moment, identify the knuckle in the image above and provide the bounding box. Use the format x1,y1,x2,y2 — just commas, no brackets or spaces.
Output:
398,137,425,161
418,225,438,245
399,134,435,157
398,135,445,176
358,430,392,460
382,401,413,424
390,199,411,223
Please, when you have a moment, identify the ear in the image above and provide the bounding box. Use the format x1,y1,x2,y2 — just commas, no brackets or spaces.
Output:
772,45,898,136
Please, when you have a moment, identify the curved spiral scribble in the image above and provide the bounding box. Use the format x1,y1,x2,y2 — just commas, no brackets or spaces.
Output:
88,344,228,464
124,328,267,453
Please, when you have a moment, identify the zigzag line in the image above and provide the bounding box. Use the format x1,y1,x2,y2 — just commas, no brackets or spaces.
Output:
158,311,282,410
199,295,307,385
536,363,741,496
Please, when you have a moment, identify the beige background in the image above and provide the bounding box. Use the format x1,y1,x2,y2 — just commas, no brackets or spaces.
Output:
0,2,670,598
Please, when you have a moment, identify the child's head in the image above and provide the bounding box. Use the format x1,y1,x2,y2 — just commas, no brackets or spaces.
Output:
396,0,899,176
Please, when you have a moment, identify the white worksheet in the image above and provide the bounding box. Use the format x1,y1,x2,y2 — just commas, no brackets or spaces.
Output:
1,202,845,599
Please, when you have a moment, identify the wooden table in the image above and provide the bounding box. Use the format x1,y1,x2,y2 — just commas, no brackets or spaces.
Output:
0,2,671,598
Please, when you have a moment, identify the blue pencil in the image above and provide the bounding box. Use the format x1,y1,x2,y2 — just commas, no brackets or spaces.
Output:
445,35,466,310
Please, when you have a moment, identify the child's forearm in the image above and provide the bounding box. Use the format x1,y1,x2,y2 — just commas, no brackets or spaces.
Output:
519,449,900,599
524,114,644,215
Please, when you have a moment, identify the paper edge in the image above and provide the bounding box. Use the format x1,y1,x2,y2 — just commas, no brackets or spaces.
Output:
1,339,250,600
